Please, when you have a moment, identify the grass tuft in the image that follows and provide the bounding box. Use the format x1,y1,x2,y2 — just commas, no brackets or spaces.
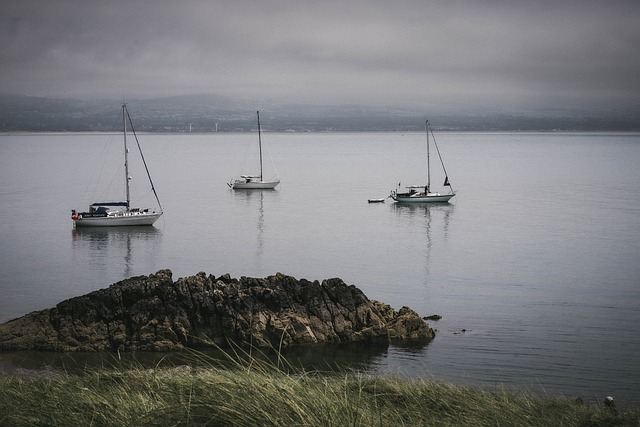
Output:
0,349,638,426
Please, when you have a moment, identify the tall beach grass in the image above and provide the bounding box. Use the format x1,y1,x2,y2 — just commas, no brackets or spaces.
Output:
1,348,638,426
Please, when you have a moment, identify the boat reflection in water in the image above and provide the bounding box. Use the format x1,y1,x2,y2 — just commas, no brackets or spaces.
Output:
392,203,455,243
390,203,455,292
71,226,162,280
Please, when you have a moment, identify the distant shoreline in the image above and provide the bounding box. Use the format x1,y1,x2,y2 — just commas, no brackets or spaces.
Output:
3,130,640,137
2,94,639,132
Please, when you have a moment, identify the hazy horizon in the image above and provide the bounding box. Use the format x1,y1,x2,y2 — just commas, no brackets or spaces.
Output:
2,1,640,115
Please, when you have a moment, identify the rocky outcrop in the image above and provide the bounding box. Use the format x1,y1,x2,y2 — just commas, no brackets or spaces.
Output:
373,302,435,343
0,270,434,352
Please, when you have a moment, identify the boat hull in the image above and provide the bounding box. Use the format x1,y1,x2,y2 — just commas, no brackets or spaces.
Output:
392,193,455,203
230,180,280,190
73,211,162,227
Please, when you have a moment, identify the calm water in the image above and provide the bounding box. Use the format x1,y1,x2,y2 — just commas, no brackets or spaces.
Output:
1,131,639,406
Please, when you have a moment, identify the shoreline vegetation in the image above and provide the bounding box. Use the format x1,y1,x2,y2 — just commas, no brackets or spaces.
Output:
1,349,638,427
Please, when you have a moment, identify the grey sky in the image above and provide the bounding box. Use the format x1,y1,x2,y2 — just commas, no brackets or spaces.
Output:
2,0,639,112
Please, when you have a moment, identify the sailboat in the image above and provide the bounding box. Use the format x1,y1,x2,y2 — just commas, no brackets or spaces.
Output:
228,111,280,189
390,119,455,203
71,103,163,227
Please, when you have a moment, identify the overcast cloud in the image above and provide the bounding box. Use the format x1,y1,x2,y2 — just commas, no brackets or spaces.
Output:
2,0,639,112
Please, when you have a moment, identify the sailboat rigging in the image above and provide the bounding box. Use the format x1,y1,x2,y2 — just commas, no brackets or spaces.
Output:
71,103,163,227
390,119,455,203
228,111,280,190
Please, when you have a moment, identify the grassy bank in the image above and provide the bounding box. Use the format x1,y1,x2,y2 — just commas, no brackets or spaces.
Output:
1,351,638,427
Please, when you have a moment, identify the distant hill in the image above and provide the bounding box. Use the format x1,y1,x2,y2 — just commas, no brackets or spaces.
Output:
1,94,639,132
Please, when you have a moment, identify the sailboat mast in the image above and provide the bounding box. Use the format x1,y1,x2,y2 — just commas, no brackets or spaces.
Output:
257,110,263,181
123,104,130,209
426,119,431,192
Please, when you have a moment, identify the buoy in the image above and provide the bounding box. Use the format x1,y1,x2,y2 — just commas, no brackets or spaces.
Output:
604,396,617,412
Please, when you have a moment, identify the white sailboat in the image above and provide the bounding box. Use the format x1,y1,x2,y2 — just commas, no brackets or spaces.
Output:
71,103,163,227
390,119,455,204
228,111,280,190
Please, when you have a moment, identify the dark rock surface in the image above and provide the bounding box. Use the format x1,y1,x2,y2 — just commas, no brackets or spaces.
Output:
0,270,434,352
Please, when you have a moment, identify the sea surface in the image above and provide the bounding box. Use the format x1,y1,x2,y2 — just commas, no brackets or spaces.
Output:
1,130,639,407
